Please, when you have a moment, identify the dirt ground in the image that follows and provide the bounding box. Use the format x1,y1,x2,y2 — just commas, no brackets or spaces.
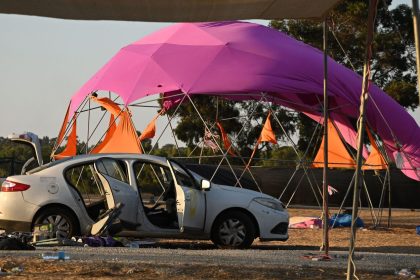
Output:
278,208,420,254
0,257,416,280
0,208,418,279
157,208,420,254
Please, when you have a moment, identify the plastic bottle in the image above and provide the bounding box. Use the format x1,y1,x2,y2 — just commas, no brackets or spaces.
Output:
41,251,70,260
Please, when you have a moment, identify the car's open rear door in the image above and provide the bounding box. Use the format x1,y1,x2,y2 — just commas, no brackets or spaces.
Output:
167,159,205,233
93,157,139,226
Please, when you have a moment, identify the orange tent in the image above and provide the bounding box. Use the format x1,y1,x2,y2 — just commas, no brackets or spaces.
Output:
362,128,387,170
55,103,71,149
90,95,121,117
90,115,116,154
312,119,356,168
138,113,160,141
258,112,277,144
216,121,236,156
247,112,278,164
89,96,122,154
95,110,142,154
54,116,78,160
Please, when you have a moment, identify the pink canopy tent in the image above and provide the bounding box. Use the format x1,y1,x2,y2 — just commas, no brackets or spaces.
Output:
71,21,420,181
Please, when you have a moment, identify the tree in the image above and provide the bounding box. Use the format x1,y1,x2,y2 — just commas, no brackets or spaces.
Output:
270,0,419,153
163,95,298,160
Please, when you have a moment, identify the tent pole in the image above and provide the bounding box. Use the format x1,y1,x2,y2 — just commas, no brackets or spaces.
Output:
321,18,330,256
346,0,378,279
412,0,420,102
86,98,91,154
387,169,392,228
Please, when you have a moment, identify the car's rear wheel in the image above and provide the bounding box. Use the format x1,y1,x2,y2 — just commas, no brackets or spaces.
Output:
34,207,78,239
211,210,256,249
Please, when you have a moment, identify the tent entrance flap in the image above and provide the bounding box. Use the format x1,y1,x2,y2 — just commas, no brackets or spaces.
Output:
312,119,356,169
95,110,142,154
362,128,387,170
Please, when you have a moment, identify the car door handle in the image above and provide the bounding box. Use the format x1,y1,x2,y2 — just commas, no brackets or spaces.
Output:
112,188,120,192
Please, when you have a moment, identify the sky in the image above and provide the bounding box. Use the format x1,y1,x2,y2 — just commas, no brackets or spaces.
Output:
0,0,418,145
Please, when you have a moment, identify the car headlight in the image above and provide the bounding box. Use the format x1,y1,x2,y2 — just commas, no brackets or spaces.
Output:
253,197,284,211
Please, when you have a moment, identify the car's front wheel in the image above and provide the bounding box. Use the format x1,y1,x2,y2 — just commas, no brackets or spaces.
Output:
211,210,256,249
34,207,78,239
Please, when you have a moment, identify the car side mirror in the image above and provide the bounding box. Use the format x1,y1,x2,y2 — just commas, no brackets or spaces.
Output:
201,179,211,191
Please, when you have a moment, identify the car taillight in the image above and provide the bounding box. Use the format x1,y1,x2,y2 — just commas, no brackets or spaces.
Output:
1,180,30,192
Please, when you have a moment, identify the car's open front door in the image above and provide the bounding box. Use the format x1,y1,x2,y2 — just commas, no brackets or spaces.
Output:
93,157,139,225
167,159,206,233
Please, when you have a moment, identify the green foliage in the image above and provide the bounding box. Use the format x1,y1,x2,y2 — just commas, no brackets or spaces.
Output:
270,1,418,110
262,146,299,167
165,96,241,148
162,95,298,162
270,0,419,154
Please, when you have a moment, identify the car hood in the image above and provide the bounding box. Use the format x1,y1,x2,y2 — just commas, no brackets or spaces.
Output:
210,182,279,201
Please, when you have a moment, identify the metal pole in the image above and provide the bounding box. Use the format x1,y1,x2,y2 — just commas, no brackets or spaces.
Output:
412,0,420,102
321,19,329,255
346,0,378,279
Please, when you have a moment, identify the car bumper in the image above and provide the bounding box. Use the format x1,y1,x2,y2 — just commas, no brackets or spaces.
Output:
247,201,289,241
0,191,39,232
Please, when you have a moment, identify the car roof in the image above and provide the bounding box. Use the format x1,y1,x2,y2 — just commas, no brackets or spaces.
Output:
28,153,169,174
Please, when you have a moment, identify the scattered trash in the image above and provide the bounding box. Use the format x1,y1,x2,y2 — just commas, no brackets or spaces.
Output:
1,232,33,244
0,268,8,276
10,267,24,274
289,217,322,229
33,224,54,242
396,268,416,278
82,236,123,247
302,253,332,261
327,185,338,196
126,240,156,248
0,238,35,250
34,237,84,247
42,251,70,260
329,213,364,228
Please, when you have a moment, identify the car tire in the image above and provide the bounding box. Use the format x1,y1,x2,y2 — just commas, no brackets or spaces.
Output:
211,210,256,249
34,207,79,239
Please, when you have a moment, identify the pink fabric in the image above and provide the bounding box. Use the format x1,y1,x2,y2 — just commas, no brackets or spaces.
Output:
289,217,322,229
71,21,420,181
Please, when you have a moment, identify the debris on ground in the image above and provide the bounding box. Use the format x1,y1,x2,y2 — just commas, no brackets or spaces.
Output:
329,213,364,228
32,224,54,243
82,236,124,247
301,253,332,261
34,237,84,247
0,237,35,250
41,251,70,261
10,266,24,274
396,268,417,278
0,268,7,276
125,240,156,248
289,217,322,229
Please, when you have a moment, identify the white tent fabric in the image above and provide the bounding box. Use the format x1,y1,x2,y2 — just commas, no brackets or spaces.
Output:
0,0,340,21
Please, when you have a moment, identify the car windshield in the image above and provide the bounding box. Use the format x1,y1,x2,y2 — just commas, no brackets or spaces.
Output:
188,170,204,182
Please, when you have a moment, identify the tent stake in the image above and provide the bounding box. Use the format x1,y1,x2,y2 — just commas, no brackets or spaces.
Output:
346,1,378,279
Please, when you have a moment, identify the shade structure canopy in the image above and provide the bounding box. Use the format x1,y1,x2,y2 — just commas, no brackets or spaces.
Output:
71,21,420,181
0,0,340,21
